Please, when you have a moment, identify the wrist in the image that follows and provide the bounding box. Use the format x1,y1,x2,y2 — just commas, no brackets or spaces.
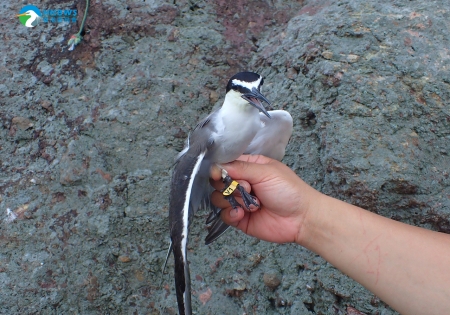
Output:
294,189,329,247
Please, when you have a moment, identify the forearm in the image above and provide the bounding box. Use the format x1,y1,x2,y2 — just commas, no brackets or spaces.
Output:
299,194,450,315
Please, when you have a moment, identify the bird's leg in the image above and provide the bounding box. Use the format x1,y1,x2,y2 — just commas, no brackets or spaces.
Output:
221,169,260,210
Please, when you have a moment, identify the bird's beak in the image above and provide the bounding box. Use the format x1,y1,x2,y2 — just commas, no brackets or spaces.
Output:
242,87,271,118
17,13,27,17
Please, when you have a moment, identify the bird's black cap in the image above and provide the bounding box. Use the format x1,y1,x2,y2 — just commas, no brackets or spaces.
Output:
226,72,264,93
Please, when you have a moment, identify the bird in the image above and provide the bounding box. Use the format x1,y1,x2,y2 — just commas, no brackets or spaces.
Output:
16,10,41,28
168,72,293,315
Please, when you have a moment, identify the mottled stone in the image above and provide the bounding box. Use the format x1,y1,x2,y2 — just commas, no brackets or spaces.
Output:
263,272,281,290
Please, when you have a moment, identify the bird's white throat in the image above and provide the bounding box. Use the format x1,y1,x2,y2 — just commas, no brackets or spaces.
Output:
221,90,259,115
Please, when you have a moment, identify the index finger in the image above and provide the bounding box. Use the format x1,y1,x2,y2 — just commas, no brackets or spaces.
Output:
235,154,274,164
210,155,275,181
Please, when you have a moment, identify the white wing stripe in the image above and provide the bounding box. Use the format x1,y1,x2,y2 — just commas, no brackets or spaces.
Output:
180,151,206,307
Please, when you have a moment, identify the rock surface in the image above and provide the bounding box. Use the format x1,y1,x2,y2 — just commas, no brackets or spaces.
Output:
1,0,449,314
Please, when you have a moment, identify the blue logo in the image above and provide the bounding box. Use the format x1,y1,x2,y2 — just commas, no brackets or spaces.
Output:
17,5,42,28
17,5,77,27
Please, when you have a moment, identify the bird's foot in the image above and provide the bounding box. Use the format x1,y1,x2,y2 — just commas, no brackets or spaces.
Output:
221,169,259,211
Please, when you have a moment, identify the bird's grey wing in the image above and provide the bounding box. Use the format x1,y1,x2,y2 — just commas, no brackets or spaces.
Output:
175,111,216,161
170,151,205,315
191,111,232,245
169,111,220,315
191,110,233,246
245,110,293,161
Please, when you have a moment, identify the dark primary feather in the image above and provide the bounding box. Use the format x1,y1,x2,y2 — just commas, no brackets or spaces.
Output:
204,215,229,245
169,115,218,315
170,153,200,315
170,151,210,314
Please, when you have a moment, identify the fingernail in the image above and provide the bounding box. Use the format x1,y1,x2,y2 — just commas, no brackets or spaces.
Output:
213,164,223,172
230,208,239,218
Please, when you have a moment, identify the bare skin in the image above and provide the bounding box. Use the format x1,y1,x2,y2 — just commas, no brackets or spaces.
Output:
210,155,450,315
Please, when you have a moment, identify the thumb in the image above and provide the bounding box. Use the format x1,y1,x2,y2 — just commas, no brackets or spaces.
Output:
221,155,276,184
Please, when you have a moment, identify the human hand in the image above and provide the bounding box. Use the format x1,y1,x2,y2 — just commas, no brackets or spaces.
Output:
210,155,323,244
212,159,450,315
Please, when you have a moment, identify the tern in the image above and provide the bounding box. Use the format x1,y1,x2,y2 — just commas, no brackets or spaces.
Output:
168,72,293,314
